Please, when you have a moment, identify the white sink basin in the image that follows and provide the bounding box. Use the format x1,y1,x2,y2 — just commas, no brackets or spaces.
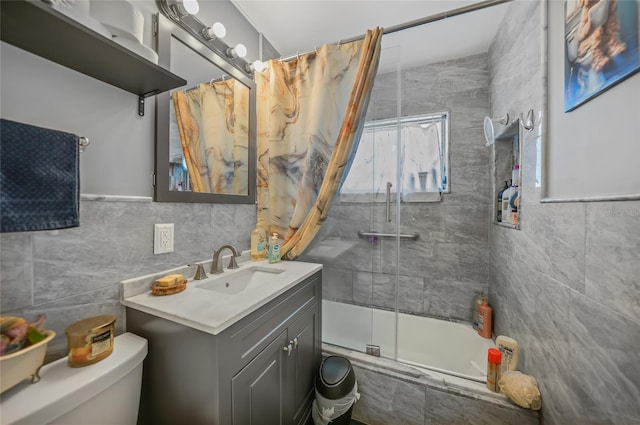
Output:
196,266,286,295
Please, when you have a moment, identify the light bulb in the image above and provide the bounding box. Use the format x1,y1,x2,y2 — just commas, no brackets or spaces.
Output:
173,0,199,17
202,22,226,40
235,44,247,58
227,43,247,59
252,60,266,72
211,22,226,38
182,0,199,15
246,60,266,73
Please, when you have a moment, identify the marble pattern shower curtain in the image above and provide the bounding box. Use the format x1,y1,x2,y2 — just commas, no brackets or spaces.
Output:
256,27,382,260
173,80,249,194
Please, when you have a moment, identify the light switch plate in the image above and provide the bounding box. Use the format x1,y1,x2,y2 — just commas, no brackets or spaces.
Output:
154,223,174,254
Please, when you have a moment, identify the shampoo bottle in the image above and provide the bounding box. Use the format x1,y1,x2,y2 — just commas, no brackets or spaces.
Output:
496,335,520,372
472,293,486,330
501,180,513,223
477,298,493,339
511,165,520,187
497,181,508,223
509,190,520,225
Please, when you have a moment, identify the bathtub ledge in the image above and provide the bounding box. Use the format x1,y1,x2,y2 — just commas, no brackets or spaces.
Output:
323,343,535,414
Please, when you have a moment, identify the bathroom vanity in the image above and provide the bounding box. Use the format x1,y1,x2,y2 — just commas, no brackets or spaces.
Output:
121,261,322,425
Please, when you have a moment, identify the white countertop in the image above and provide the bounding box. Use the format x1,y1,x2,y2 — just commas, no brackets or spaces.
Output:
121,260,322,335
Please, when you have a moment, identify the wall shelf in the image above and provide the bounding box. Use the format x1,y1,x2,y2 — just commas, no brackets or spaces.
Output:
492,119,522,229
0,0,187,116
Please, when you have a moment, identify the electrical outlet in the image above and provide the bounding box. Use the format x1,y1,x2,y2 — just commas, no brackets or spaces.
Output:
154,223,174,254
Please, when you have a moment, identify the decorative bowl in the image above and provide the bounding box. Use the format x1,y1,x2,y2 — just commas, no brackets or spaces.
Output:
0,330,56,394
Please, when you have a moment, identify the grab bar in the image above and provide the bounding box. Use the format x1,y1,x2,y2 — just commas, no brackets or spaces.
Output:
357,231,419,241
385,182,392,223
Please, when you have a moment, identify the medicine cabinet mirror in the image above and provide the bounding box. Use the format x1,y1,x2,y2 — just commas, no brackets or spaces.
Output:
154,14,256,203
492,118,523,229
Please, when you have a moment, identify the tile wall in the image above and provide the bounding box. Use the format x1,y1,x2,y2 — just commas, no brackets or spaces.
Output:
0,198,254,360
488,1,640,424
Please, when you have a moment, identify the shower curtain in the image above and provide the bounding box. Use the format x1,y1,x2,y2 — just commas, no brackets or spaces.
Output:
173,79,249,194
256,27,383,260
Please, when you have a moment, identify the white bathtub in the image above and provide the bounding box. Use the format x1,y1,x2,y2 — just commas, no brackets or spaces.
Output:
322,300,495,382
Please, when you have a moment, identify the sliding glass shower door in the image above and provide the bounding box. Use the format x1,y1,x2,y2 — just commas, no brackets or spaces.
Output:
299,45,402,360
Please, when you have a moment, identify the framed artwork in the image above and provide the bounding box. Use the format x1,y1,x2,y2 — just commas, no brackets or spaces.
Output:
564,0,640,112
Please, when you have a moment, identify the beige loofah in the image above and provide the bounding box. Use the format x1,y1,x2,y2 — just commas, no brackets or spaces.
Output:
498,371,542,410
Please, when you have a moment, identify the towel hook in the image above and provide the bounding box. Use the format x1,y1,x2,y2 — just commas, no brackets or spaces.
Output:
79,136,90,152
520,109,534,131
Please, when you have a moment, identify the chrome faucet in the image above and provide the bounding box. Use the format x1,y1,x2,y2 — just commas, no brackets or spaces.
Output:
189,263,208,280
211,244,241,274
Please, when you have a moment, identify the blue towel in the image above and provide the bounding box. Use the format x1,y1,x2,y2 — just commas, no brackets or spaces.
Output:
1,119,80,233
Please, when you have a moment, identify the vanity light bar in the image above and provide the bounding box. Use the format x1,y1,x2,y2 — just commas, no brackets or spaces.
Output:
159,0,254,76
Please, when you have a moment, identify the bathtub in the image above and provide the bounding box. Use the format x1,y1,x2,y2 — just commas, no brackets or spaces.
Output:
322,301,540,424
322,300,495,382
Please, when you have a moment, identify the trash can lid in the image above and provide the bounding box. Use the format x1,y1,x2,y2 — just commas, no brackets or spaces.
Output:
316,356,356,400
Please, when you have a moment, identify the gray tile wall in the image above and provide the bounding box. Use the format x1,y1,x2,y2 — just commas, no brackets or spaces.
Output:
300,53,492,323
489,2,640,424
0,198,254,360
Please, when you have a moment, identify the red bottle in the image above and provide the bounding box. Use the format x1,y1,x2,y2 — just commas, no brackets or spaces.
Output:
486,348,502,392
477,299,493,339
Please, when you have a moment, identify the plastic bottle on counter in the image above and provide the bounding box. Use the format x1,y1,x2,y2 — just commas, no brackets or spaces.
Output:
486,348,502,392
268,233,282,264
250,218,268,262
477,298,493,339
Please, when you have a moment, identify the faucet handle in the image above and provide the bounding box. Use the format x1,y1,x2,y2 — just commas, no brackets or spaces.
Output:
228,255,240,269
189,263,208,280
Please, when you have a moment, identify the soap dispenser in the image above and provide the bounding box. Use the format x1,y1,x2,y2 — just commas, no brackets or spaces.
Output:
268,233,281,264
250,217,268,262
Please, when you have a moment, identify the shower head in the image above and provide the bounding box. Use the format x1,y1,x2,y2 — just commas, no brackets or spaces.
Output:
483,113,509,146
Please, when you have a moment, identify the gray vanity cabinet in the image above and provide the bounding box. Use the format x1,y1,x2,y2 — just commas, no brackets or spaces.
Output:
231,330,289,424
126,270,321,425
286,305,319,424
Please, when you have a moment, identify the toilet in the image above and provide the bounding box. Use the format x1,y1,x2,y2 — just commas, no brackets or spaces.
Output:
0,332,147,425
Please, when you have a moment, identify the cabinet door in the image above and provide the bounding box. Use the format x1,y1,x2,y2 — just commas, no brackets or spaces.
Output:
232,330,288,425
286,304,319,425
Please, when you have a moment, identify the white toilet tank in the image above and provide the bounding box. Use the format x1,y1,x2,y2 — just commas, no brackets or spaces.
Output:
0,332,147,425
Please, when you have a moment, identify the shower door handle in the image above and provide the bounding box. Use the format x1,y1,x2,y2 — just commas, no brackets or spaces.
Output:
386,182,392,223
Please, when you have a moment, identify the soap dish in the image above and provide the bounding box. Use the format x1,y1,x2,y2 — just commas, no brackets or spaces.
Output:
150,279,187,296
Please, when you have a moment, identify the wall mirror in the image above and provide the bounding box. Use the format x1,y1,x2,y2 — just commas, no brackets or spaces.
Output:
154,14,256,203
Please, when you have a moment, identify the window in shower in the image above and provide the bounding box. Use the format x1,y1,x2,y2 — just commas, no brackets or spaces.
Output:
340,112,449,202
